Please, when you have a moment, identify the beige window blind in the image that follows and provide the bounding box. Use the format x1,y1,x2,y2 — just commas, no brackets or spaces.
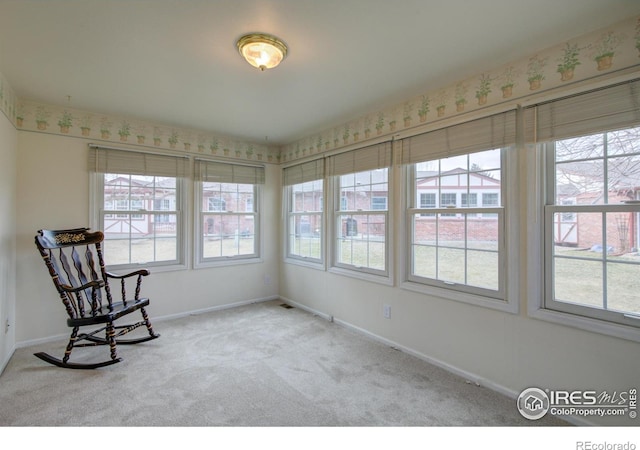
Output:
524,78,640,142
283,158,325,186
88,146,189,178
400,110,516,164
325,141,393,177
195,159,265,184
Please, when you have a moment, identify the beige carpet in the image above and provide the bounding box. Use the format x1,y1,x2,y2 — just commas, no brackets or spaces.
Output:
0,300,567,426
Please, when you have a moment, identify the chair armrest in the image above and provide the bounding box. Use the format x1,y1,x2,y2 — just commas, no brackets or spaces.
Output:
60,280,105,293
106,269,150,279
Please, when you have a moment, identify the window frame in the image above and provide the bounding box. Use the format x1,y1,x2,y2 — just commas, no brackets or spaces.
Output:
195,180,262,268
284,179,325,268
524,77,640,342
542,135,640,329
402,146,519,314
329,167,392,283
90,172,188,272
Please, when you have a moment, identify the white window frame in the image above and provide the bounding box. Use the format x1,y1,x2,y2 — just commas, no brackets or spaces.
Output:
329,167,392,284
402,147,519,314
524,77,640,342
284,180,325,268
542,133,640,330
195,181,262,268
90,172,187,272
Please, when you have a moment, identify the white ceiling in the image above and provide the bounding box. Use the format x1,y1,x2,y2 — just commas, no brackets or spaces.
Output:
2,0,639,146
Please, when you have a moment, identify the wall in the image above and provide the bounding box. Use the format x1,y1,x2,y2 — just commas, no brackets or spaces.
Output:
279,16,640,426
15,131,280,343
0,100,17,373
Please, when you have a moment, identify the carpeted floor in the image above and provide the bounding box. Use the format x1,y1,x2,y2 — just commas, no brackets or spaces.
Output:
0,300,567,426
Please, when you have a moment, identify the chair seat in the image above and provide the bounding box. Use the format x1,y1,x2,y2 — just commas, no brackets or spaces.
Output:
68,298,150,327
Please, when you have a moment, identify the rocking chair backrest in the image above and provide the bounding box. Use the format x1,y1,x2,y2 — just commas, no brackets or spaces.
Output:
35,228,114,320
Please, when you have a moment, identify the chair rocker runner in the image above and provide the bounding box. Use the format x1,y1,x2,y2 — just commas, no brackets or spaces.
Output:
34,228,160,369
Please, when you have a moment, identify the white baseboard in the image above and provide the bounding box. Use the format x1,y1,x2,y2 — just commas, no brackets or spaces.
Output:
15,294,279,349
279,296,592,426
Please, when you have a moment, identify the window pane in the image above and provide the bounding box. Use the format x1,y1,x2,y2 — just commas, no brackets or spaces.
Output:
608,262,640,315
554,257,603,308
340,169,388,211
608,126,640,156
102,172,180,268
555,134,603,162
289,214,322,259
470,149,501,172
411,204,502,293
412,243,436,279
337,213,386,271
202,214,255,258
288,181,323,261
551,210,640,315
103,213,178,265
467,250,499,290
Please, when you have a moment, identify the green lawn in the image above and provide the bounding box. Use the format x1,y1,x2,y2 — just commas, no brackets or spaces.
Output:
103,236,639,315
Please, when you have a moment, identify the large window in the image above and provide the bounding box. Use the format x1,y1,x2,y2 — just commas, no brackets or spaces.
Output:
408,149,504,296
336,168,389,273
195,160,263,265
284,159,325,263
89,146,188,269
527,78,640,332
402,111,517,307
327,142,392,278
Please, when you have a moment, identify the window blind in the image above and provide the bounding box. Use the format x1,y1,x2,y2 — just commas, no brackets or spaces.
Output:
325,141,392,177
283,158,325,186
524,78,640,143
400,110,516,164
88,146,189,177
195,159,265,184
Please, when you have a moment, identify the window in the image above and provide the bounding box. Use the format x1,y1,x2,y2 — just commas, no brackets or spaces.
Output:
283,159,324,264
327,142,392,278
195,160,264,265
544,128,640,327
402,110,517,308
287,180,323,261
408,150,504,296
89,146,188,269
526,78,640,334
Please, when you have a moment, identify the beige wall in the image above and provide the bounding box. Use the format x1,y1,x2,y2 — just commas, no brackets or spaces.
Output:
0,110,17,372
15,131,280,343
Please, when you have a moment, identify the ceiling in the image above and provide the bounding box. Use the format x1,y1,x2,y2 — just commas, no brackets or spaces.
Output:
2,0,639,146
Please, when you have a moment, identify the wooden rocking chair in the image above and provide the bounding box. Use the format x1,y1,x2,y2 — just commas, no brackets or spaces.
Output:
34,228,160,369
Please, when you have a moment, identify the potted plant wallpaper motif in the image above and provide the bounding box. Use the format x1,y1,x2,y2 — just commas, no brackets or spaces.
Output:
557,42,581,81
591,31,624,70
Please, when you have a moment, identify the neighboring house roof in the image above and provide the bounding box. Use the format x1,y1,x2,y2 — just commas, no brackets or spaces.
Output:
416,167,501,187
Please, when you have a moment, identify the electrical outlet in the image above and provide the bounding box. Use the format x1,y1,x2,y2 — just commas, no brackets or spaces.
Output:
263,275,272,286
4,319,9,334
383,304,391,319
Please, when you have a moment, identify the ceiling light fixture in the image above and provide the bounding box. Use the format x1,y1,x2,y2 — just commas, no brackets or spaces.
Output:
236,33,288,71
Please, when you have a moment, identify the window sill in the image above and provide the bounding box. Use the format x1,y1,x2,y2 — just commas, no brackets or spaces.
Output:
194,256,263,269
284,256,325,271
528,306,640,343
106,261,187,274
400,280,517,314
328,266,393,286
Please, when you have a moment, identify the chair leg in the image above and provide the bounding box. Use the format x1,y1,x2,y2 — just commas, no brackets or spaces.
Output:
106,321,118,361
63,326,80,364
140,306,160,338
